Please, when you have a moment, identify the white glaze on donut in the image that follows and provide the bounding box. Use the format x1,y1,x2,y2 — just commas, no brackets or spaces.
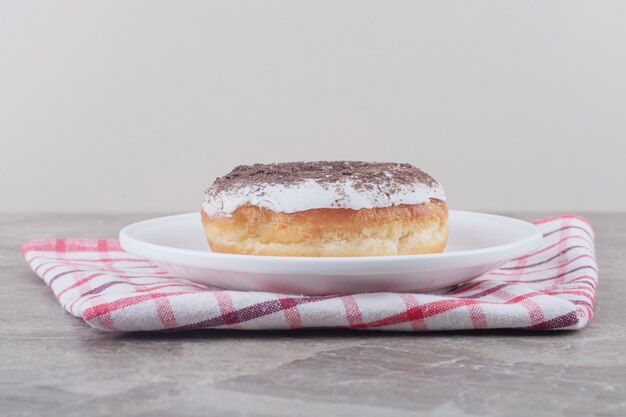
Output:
203,177,446,217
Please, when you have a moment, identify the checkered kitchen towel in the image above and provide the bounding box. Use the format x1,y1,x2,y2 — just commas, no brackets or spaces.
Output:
22,215,596,332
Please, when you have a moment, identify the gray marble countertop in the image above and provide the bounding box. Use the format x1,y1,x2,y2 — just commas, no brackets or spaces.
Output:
1,213,624,417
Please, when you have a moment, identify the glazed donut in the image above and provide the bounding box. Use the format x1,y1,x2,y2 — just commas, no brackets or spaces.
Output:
201,161,448,257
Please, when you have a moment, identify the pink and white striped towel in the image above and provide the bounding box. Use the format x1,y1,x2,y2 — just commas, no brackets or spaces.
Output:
22,215,596,332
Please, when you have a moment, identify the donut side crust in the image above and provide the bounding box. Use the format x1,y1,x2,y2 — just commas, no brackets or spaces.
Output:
201,199,448,257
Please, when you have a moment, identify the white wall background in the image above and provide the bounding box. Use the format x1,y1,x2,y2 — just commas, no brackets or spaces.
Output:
1,1,625,213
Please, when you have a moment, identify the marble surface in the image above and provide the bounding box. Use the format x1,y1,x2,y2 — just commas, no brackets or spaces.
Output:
1,213,624,417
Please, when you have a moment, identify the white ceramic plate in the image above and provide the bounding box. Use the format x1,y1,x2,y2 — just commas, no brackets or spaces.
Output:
119,211,542,295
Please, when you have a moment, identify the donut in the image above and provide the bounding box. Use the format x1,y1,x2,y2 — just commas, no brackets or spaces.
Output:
201,161,448,257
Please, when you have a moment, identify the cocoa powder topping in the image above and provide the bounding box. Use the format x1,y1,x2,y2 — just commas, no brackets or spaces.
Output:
208,161,438,194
